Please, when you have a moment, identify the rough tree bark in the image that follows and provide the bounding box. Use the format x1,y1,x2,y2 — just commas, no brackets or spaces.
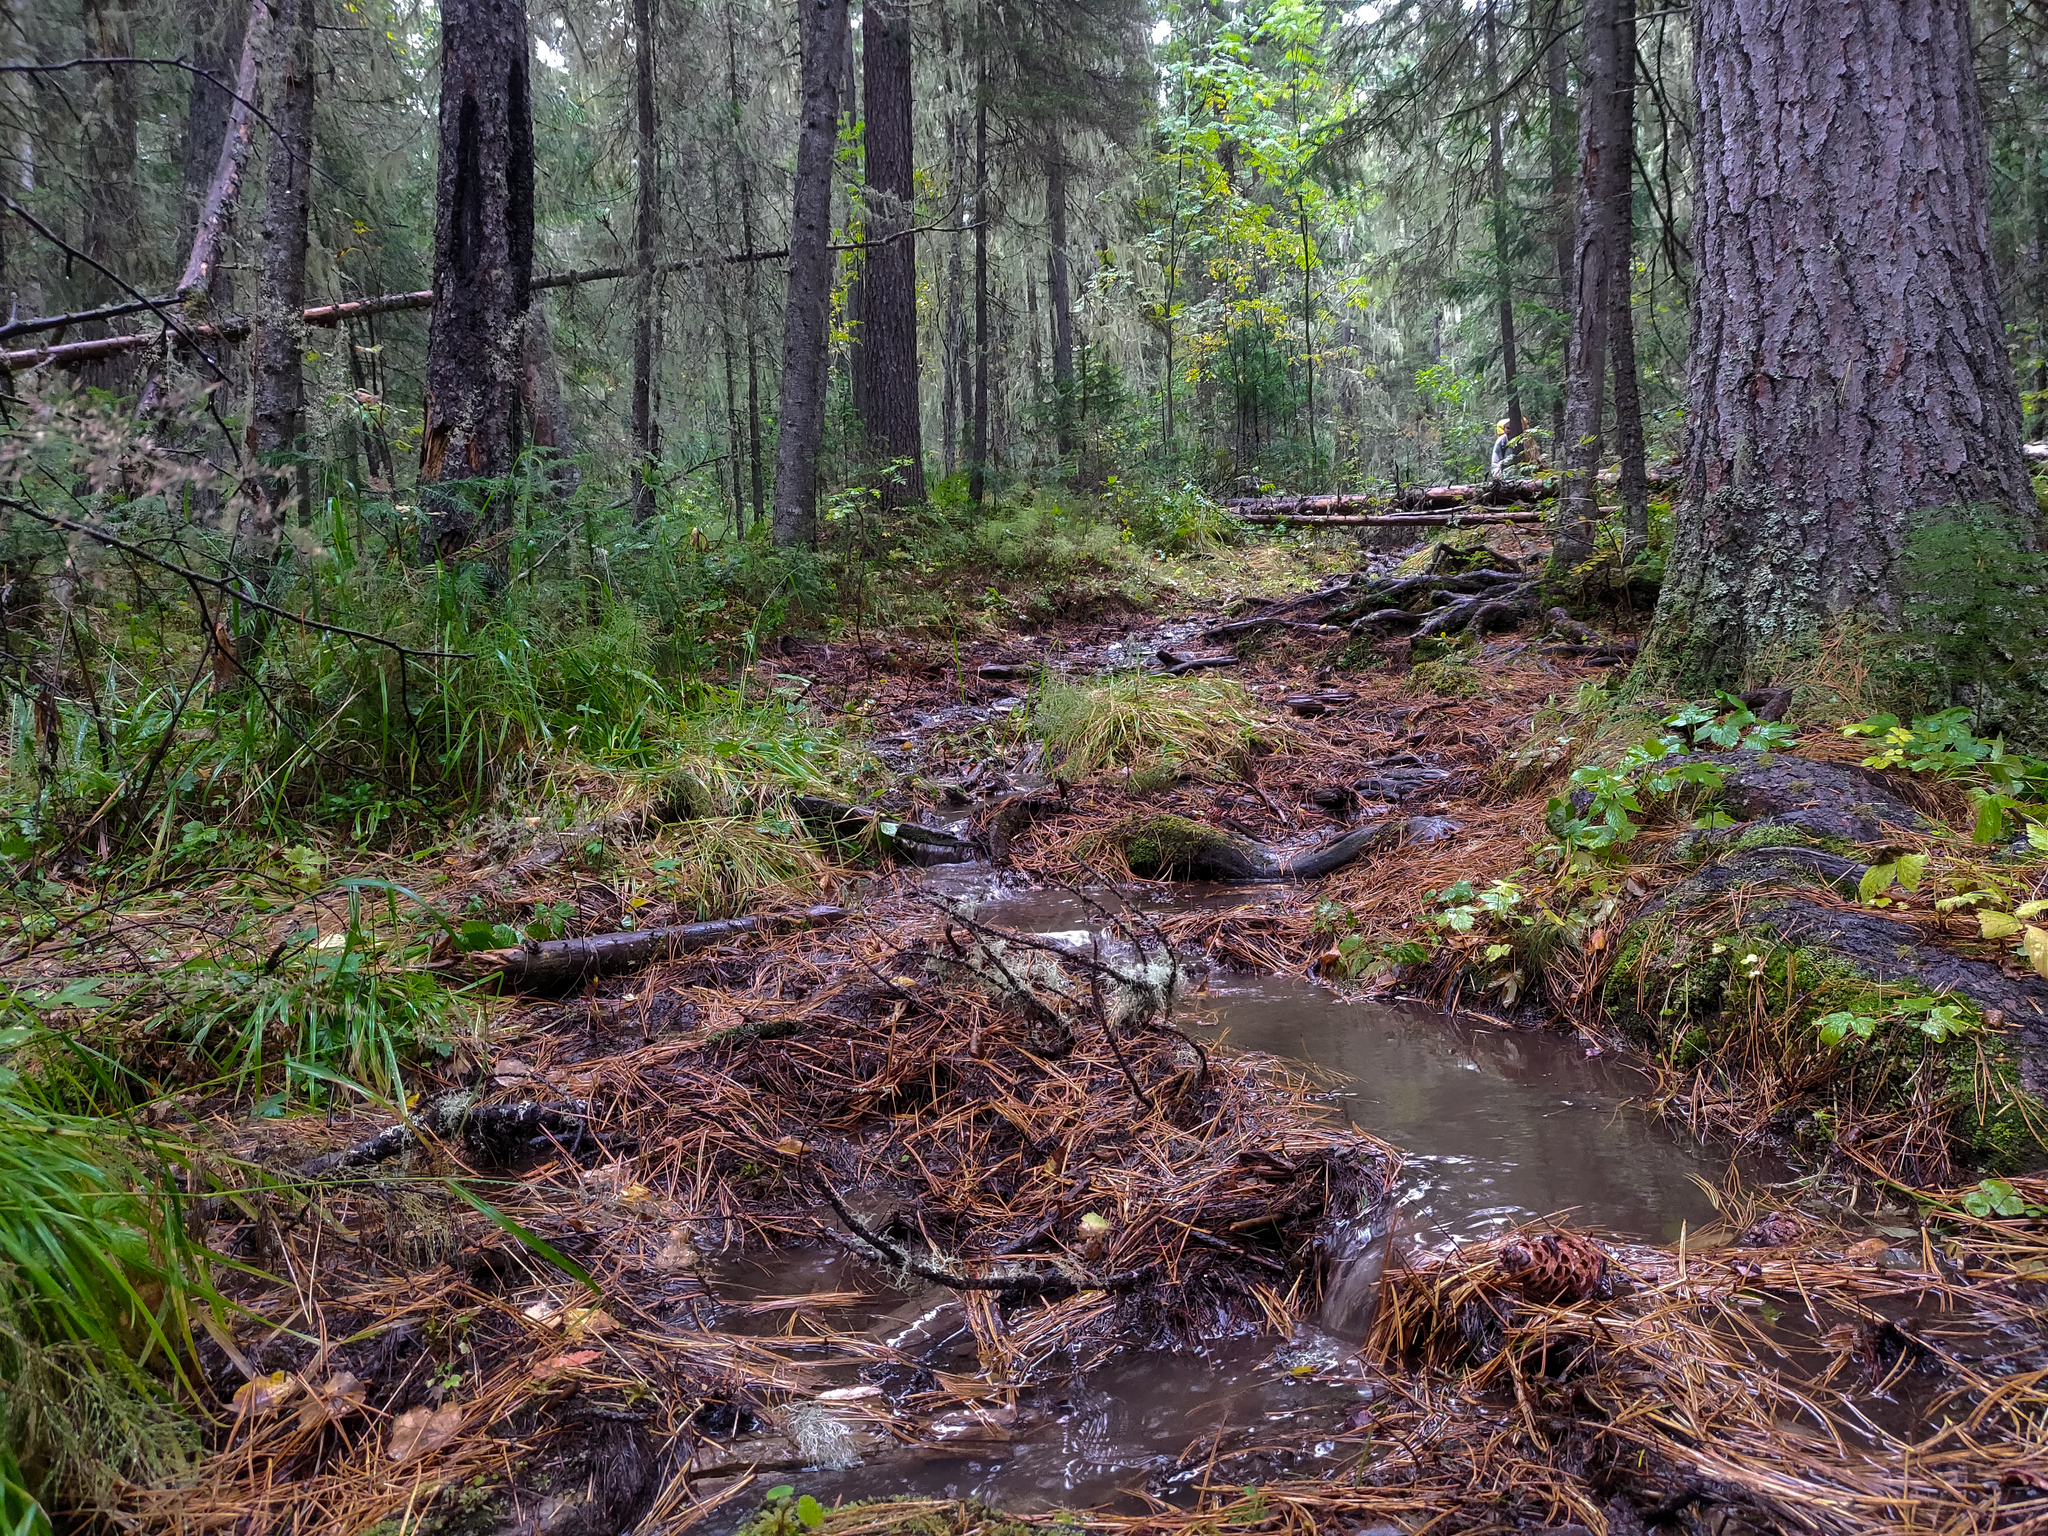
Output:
245,0,316,557
1609,0,1647,552
860,0,925,510
1554,0,1623,570
1644,0,2036,699
629,0,657,521
521,296,576,487
1047,134,1075,457
421,0,536,561
727,2,766,531
770,0,847,547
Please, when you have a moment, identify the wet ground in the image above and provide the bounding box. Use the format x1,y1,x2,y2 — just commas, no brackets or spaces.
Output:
681,880,1749,1521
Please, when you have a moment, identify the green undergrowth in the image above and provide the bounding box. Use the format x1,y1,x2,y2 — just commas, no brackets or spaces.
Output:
1030,672,1281,779
735,1493,1052,1536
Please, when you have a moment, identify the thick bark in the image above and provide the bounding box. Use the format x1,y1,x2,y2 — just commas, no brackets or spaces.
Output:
860,0,924,510
629,0,657,521
770,0,847,547
1554,0,1623,568
1047,136,1074,456
1608,0,1647,552
245,0,316,557
1646,0,2035,697
421,0,535,560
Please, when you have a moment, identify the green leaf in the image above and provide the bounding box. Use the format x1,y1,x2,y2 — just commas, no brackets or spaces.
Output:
796,1495,825,1529
1894,853,1927,891
445,1181,601,1296
1858,863,1896,906
1980,911,2022,940
2025,926,2048,981
2027,824,2048,854
765,1487,796,1503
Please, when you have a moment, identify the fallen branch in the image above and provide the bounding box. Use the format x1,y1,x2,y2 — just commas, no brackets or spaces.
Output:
1232,510,1547,528
791,795,976,867
464,905,847,990
299,1095,591,1178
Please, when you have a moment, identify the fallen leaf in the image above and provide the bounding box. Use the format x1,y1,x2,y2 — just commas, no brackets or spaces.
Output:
532,1349,603,1379
617,1182,657,1205
233,1370,299,1417
563,1305,618,1337
1844,1237,1891,1261
653,1229,699,1272
523,1299,567,1328
774,1136,805,1157
295,1371,367,1430
388,1403,463,1464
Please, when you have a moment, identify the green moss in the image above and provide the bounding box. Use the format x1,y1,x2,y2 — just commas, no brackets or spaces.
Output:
734,1498,1046,1536
1115,813,1250,877
1406,658,1483,698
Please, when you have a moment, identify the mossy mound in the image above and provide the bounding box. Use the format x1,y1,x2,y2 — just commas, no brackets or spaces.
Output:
1116,813,1263,879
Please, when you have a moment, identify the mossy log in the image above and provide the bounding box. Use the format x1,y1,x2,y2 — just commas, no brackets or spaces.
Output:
1115,812,1457,881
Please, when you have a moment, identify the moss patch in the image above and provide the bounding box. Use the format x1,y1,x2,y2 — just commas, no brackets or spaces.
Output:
1114,813,1256,878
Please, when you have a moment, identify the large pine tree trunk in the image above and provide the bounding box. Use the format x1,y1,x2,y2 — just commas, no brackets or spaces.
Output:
421,0,535,560
246,0,316,557
1646,0,2035,697
861,0,925,511
1554,0,1622,568
770,0,847,547
629,0,658,521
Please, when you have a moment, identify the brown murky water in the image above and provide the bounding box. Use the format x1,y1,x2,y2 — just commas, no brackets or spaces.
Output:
690,884,1758,1520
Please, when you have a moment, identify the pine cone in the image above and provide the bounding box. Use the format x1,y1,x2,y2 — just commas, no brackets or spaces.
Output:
1497,1231,1607,1304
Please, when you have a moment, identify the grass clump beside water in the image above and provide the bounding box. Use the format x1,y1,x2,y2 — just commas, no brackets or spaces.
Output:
647,817,830,920
1031,673,1280,779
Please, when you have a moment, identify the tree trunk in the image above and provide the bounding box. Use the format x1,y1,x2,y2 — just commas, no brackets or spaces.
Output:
172,0,270,308
1545,8,1573,454
245,0,316,559
969,33,990,508
80,0,138,304
1645,0,2035,704
521,296,576,488
1609,0,1647,552
860,0,925,511
1486,3,1522,441
421,0,535,562
1554,0,1622,569
728,4,766,532
770,0,848,548
1047,135,1075,458
178,0,237,255
629,0,658,521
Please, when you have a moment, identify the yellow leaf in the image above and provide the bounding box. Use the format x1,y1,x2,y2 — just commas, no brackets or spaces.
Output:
2017,899,2048,920
1980,911,2022,940
653,1229,699,1272
388,1403,463,1464
232,1370,299,1417
2024,926,2048,981
774,1136,805,1157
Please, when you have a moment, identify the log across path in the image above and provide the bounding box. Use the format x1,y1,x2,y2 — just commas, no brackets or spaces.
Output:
1224,468,1677,525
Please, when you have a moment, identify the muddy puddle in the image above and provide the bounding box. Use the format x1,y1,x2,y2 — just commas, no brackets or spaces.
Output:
686,882,1758,1521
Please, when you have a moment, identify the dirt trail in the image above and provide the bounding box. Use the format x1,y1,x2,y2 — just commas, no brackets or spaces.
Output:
178,537,2048,1536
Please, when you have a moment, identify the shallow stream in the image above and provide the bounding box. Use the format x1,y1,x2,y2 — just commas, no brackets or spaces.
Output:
702,884,1747,1519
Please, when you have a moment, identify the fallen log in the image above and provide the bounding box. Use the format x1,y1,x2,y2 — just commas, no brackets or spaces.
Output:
1231,511,1546,528
1224,481,1551,516
299,1093,593,1177
1114,813,1458,882
465,905,847,990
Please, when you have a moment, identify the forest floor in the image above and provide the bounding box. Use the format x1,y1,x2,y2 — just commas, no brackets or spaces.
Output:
27,527,2048,1535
